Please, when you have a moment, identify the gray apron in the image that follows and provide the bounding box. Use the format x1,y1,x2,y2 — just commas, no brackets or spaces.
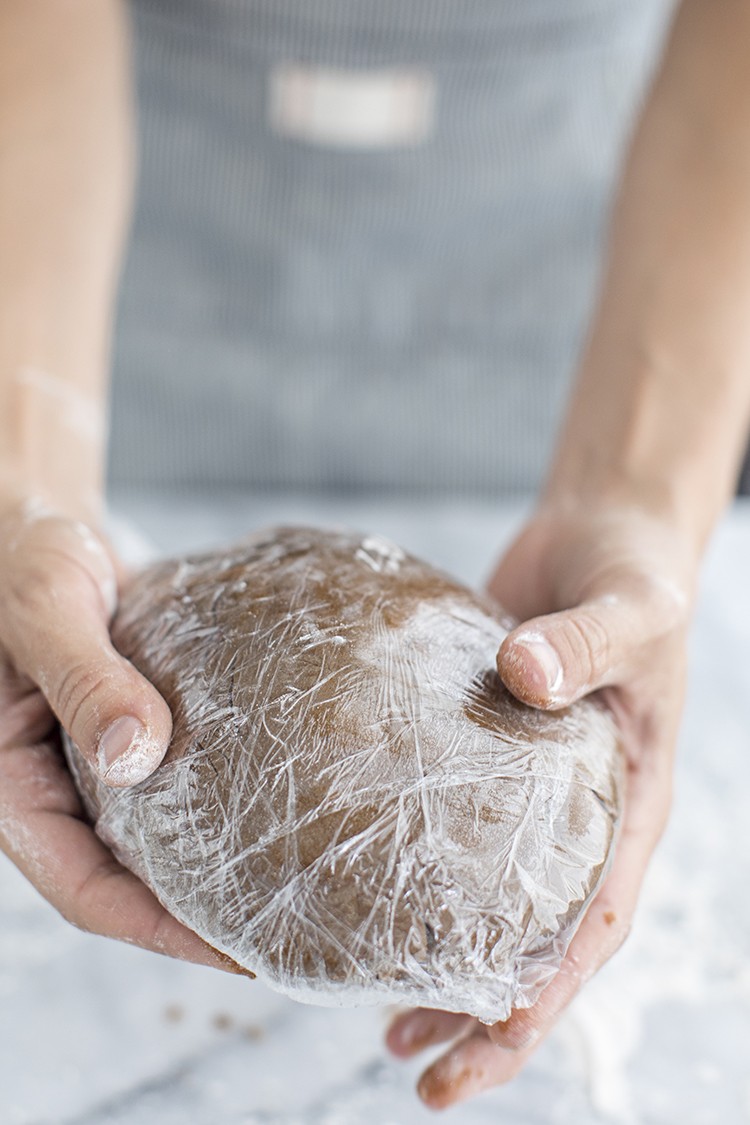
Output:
109,0,675,495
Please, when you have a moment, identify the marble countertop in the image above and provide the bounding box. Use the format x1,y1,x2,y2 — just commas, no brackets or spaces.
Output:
2,490,749,1125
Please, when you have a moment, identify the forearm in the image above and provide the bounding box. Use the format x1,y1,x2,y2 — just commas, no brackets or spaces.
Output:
0,0,134,522
545,0,750,557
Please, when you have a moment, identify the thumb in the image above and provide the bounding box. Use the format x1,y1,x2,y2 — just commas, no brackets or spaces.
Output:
497,576,687,710
1,515,171,786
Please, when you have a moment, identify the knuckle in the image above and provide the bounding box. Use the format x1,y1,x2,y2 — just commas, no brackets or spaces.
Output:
69,859,123,935
564,612,611,680
5,535,109,626
639,572,690,630
596,901,633,961
615,920,633,952
57,899,91,934
650,803,672,851
53,661,112,734
603,905,633,946
7,565,56,619
149,908,178,956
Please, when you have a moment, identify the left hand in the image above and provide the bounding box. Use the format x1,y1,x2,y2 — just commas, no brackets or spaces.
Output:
386,501,695,1109
0,503,246,974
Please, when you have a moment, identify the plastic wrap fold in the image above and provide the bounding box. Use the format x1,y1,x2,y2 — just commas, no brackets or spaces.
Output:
64,526,623,1024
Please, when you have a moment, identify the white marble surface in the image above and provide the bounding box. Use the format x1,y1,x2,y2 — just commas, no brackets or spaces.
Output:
2,490,749,1125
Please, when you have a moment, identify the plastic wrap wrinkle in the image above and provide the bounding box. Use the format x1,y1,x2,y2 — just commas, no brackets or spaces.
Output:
63,526,623,1024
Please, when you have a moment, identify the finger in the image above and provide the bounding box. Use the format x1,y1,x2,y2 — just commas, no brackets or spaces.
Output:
416,1026,542,1110
1,515,171,787
385,1008,475,1058
488,747,672,1050
486,895,630,1051
496,574,687,709
0,737,250,975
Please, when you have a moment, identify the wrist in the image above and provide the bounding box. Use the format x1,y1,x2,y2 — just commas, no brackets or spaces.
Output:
541,454,710,558
0,467,104,528
0,366,106,526
542,343,746,559
530,488,703,604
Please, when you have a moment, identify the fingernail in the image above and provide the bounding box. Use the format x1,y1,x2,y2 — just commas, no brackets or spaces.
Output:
512,633,563,701
97,716,161,787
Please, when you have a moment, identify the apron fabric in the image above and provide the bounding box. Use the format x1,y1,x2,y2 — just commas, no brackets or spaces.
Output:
109,0,676,495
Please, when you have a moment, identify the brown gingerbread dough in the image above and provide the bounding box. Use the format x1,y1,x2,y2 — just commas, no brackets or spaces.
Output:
64,526,622,1023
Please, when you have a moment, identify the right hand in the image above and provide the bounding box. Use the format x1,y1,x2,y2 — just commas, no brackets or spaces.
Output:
0,497,241,970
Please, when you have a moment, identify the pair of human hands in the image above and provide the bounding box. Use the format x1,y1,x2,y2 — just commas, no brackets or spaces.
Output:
0,497,693,1110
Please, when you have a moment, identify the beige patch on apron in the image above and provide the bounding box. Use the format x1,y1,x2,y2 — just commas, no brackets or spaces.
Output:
268,63,436,148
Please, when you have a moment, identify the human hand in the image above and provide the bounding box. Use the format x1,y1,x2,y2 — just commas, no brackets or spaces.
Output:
0,496,239,970
386,501,694,1108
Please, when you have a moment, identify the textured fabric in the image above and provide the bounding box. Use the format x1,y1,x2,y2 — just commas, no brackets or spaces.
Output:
108,0,676,495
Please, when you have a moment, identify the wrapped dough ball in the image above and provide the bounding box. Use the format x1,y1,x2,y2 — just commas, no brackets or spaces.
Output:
64,526,622,1024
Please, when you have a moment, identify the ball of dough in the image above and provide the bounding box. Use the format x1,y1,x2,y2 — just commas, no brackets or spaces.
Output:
64,526,622,1023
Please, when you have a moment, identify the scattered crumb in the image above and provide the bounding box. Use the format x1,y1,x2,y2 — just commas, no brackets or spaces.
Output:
603,911,616,926
241,1024,264,1042
212,1012,234,1032
163,1004,184,1024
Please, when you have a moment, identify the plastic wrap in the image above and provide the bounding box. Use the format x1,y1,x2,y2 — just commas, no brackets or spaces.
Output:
63,526,623,1024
